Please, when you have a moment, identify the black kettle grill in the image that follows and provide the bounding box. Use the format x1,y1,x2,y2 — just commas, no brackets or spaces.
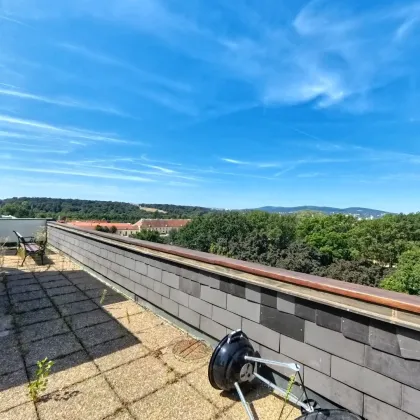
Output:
208,330,362,420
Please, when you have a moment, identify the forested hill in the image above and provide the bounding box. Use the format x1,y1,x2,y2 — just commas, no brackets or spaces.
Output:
253,206,388,218
0,197,212,222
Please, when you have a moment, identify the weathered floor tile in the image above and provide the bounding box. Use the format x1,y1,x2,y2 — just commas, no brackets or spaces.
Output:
45,285,79,297
24,332,82,367
0,315,13,332
42,279,73,289
117,311,163,334
19,318,70,344
0,369,30,412
75,320,128,348
88,334,149,372
102,300,143,319
8,284,42,295
104,408,135,420
28,350,99,393
0,344,25,376
51,291,89,306
223,386,301,420
134,322,186,351
184,366,235,410
13,297,53,314
160,342,211,376
129,381,217,420
37,375,121,420
10,290,47,304
65,309,112,330
105,355,174,403
0,402,37,420
57,299,98,317
15,307,61,327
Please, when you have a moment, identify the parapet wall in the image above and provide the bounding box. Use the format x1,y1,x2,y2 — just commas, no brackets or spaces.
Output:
47,222,420,420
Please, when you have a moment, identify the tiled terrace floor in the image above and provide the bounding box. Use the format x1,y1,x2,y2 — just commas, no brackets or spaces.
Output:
0,251,300,420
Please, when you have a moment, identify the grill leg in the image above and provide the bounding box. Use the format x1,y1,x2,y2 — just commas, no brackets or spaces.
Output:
234,382,255,420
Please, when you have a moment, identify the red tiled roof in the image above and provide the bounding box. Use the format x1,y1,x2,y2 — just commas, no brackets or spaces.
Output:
135,219,190,228
67,221,137,230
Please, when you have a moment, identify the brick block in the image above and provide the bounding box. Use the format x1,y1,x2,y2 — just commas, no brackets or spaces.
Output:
134,283,148,299
331,356,401,408
124,257,136,271
261,288,277,308
220,277,245,298
276,293,295,315
259,346,304,382
201,286,227,308
135,261,147,275
341,313,370,344
402,385,420,417
161,271,180,289
397,328,420,361
227,295,260,322
140,275,155,290
282,335,331,375
188,296,212,318
147,289,162,307
180,267,199,282
245,284,261,303
153,282,170,298
161,297,179,317
147,265,162,282
315,305,342,332
365,346,420,390
370,320,401,356
118,265,130,278
179,277,201,298
197,271,220,289
212,306,241,331
305,322,364,365
178,306,200,328
260,305,304,342
170,288,189,307
116,254,125,266
242,318,280,351
295,298,317,322
305,367,363,416
200,316,227,340
129,270,142,284
364,395,417,420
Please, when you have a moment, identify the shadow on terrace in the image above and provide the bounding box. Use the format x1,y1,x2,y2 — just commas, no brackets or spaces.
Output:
0,247,302,420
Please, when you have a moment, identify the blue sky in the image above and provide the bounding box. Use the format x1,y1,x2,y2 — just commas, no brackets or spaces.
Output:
1,0,420,212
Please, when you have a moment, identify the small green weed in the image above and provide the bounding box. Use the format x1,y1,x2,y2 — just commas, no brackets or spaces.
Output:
126,308,131,324
100,289,108,305
28,358,55,401
279,374,296,419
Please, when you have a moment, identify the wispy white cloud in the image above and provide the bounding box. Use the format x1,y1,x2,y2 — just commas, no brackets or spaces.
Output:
0,165,156,183
221,158,250,165
58,43,192,93
0,88,130,117
0,115,143,145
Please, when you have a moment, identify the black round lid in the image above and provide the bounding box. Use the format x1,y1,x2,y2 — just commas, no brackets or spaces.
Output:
208,330,256,391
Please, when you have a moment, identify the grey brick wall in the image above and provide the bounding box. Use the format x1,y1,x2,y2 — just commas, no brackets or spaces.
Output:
47,223,420,420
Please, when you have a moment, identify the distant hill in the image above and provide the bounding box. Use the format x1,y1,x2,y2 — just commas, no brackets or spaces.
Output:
251,206,390,218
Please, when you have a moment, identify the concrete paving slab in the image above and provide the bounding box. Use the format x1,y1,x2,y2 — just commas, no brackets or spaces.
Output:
65,309,112,330
37,375,122,420
19,318,70,344
88,334,149,372
75,320,128,348
134,322,186,351
102,300,143,319
105,355,175,404
0,402,37,420
0,369,30,412
129,380,217,420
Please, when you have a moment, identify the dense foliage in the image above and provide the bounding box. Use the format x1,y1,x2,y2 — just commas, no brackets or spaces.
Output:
0,197,213,222
130,230,164,243
171,211,420,295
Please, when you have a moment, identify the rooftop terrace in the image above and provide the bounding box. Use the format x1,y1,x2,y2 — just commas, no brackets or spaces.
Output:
0,250,300,420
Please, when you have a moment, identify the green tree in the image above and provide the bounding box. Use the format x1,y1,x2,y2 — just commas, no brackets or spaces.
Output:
297,213,356,260
380,247,420,295
131,230,163,243
110,226,117,234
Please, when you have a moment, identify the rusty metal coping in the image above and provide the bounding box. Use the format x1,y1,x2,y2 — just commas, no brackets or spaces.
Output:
47,222,420,316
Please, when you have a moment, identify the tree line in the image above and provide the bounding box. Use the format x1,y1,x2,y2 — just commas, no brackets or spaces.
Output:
169,211,420,295
0,197,209,222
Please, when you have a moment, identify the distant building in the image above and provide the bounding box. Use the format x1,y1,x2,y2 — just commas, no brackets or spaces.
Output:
66,221,139,237
135,219,190,234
